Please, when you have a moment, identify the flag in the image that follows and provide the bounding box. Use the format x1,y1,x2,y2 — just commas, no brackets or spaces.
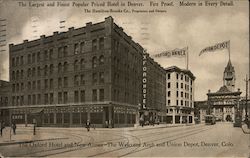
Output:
153,47,187,58
199,40,230,56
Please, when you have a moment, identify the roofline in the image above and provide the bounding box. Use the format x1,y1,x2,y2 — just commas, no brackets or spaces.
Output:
165,66,196,80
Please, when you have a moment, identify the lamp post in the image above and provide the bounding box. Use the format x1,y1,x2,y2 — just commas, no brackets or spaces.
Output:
244,76,249,125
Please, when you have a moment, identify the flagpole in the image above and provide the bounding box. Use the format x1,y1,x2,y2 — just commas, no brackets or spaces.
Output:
228,40,231,61
186,47,189,70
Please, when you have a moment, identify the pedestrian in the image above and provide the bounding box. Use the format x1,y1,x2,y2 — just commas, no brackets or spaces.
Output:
139,116,144,127
105,120,108,128
86,120,91,132
12,121,16,135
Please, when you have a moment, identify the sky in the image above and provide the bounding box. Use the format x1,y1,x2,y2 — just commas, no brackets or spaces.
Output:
0,0,249,101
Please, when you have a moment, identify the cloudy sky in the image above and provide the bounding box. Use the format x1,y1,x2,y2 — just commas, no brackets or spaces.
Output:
0,0,249,101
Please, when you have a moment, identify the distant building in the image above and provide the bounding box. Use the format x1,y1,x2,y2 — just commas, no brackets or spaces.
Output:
0,80,10,107
196,60,242,123
140,52,166,124
165,66,195,124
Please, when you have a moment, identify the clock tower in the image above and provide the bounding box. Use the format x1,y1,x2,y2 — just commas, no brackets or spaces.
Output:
223,59,236,92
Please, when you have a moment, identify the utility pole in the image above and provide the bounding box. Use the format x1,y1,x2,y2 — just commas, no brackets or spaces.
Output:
244,76,248,124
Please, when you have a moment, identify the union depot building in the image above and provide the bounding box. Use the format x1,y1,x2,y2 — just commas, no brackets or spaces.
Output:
0,17,169,127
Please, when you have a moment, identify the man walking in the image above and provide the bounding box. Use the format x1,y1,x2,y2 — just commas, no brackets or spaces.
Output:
86,120,91,132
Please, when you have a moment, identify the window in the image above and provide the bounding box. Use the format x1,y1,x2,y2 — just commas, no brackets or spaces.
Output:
28,82,31,90
74,91,79,103
99,55,104,65
12,71,15,80
168,91,171,97
74,75,79,86
168,100,171,105
32,94,36,105
181,92,183,97
28,95,31,105
12,84,15,92
181,74,183,80
27,68,31,77
37,67,41,76
58,92,62,104
58,78,62,88
80,59,85,69
49,93,53,104
176,82,179,89
32,53,35,63
32,81,36,90
63,92,68,103
16,57,19,66
49,64,53,74
74,43,79,54
99,72,104,83
21,70,24,79
44,79,48,89
92,57,97,68
44,65,48,76
21,83,24,91
63,46,68,57
12,58,15,67
80,90,85,102
176,100,179,105
63,77,68,87
32,67,36,76
92,73,97,84
80,74,85,85
49,49,53,60
20,96,24,105
92,39,97,51
20,56,24,65
167,73,170,79
167,82,171,88
37,94,41,104
50,79,53,89
58,47,63,58
58,63,62,73
44,50,48,60
74,60,78,71
44,93,48,104
28,54,31,64
37,52,40,62
16,84,19,92
92,89,97,101
176,91,179,97
63,62,68,72
176,73,179,79
37,80,41,90
99,89,104,101
181,83,183,89
80,42,84,53
16,70,19,80
99,37,104,49
181,100,183,106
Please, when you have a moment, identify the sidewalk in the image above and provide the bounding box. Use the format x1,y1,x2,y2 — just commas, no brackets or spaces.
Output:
0,127,68,146
241,124,250,134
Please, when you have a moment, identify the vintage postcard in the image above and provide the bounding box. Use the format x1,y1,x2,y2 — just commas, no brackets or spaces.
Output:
0,0,249,157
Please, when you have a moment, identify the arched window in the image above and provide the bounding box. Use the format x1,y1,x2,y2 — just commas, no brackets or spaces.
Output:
50,64,54,74
99,55,104,65
74,60,78,71
44,65,48,76
63,62,68,72
80,59,85,69
92,56,97,68
16,70,19,80
58,63,62,73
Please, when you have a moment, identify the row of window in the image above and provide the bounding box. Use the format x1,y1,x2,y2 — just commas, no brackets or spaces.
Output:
167,73,193,84
12,56,105,80
12,72,105,93
167,99,193,107
167,91,193,100
11,89,104,106
166,109,191,114
11,37,105,67
167,82,193,92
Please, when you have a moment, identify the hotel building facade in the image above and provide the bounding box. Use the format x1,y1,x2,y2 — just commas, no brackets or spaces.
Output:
165,66,195,124
0,16,166,127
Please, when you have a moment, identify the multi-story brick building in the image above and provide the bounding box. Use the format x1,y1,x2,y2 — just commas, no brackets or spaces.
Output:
140,52,166,124
0,80,10,124
4,16,147,127
165,66,195,124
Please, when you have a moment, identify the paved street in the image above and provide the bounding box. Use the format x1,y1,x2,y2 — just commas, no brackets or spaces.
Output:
0,123,249,157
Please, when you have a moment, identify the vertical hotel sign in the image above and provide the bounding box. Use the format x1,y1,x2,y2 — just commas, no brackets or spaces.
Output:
142,49,147,109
